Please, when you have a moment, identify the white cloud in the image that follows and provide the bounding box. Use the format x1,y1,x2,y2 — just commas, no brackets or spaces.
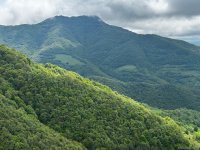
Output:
122,16,200,36
147,0,169,14
0,0,63,25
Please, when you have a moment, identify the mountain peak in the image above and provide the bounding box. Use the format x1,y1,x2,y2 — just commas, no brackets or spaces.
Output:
42,15,105,25
71,15,103,21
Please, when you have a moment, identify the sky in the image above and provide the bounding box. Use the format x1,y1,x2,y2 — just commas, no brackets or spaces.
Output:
0,0,200,44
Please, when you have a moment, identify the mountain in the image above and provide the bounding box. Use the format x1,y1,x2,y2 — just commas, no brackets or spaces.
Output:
1,16,200,110
1,45,198,149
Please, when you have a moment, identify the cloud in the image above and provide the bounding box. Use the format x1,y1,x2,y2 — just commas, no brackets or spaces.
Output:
0,0,64,25
168,0,200,17
104,0,170,20
0,0,200,41
121,16,200,36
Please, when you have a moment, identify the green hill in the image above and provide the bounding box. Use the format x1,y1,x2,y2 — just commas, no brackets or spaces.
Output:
0,94,85,150
1,16,200,110
0,45,197,149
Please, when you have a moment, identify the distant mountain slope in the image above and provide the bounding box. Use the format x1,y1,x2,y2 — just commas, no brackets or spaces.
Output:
1,16,200,110
0,45,196,149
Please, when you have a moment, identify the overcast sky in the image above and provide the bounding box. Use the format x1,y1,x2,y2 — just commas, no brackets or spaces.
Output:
0,0,200,43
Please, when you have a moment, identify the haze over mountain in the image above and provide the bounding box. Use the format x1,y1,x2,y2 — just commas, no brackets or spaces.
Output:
2,45,198,149
1,16,200,111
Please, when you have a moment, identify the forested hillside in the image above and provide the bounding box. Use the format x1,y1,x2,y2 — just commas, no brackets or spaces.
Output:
154,108,200,146
0,94,85,150
0,45,197,149
1,16,200,110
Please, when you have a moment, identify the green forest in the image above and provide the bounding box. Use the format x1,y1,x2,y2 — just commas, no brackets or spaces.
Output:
1,16,200,111
1,45,200,149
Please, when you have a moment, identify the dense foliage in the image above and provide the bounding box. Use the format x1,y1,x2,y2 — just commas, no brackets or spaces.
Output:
161,108,200,128
0,84,85,149
0,95,85,150
154,108,200,147
0,45,196,149
1,16,200,110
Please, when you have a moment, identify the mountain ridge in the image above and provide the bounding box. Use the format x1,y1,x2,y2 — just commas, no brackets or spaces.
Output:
1,15,200,110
